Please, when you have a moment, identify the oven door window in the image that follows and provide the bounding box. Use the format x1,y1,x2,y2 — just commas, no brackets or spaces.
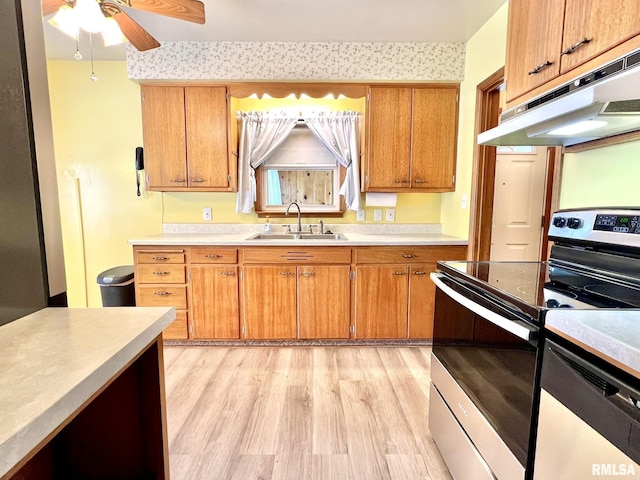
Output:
432,284,539,467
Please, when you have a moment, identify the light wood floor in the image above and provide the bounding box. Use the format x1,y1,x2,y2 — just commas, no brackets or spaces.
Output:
163,346,452,480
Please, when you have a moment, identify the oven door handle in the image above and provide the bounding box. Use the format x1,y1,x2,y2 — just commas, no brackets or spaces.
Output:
430,272,538,342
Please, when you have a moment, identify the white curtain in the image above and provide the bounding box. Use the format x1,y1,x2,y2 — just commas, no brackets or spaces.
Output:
235,111,298,213
303,111,362,211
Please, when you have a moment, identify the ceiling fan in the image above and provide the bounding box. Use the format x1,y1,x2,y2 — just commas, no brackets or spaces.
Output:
42,0,205,52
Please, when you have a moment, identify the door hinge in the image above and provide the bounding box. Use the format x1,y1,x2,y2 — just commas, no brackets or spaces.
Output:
452,174,455,184
228,174,231,182
187,270,191,282
349,325,355,334
241,325,246,336
240,270,244,280
350,271,356,280
189,324,193,335
226,92,230,101
456,93,459,103
146,173,150,183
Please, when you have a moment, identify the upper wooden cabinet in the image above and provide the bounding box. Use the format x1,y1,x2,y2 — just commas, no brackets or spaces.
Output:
505,0,640,104
364,85,459,193
141,85,236,191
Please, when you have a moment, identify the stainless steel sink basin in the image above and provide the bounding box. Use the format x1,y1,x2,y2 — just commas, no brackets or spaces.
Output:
246,233,348,241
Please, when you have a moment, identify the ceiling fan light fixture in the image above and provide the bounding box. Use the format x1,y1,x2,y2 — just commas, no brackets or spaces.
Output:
102,17,128,46
48,5,80,38
75,0,107,33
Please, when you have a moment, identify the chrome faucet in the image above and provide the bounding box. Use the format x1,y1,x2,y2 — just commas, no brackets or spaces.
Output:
285,201,302,233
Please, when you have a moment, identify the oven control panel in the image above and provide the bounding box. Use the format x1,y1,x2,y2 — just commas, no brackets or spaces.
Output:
593,214,640,234
549,209,640,248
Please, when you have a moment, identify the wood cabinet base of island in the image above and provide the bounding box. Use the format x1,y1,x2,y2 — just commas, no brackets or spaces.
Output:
5,337,168,480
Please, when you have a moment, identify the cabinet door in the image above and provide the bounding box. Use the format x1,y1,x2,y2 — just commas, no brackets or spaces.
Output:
365,87,412,191
408,264,436,339
504,0,565,103
242,266,297,339
354,266,408,339
141,86,188,189
561,0,640,74
411,87,458,191
185,87,231,189
190,265,239,339
297,266,350,339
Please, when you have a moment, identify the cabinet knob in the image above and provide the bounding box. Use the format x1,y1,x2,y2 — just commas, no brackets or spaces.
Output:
170,178,186,183
561,37,591,56
528,61,553,75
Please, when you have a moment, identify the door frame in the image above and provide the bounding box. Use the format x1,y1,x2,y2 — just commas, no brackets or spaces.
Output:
468,68,562,261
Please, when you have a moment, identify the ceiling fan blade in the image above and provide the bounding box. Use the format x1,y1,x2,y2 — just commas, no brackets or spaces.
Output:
110,8,161,51
42,0,67,16
127,0,205,24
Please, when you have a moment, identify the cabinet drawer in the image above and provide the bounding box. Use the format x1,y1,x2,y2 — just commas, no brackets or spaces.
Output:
137,285,187,309
136,264,186,284
242,247,352,264
189,247,238,264
163,311,188,340
354,246,466,264
135,249,185,264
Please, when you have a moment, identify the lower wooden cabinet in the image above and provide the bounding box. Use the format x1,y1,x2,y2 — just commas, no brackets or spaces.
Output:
408,264,437,339
189,265,240,339
298,265,351,339
242,265,298,339
354,266,409,339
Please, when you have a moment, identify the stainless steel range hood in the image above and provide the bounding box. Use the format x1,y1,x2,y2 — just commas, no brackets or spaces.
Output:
478,49,640,146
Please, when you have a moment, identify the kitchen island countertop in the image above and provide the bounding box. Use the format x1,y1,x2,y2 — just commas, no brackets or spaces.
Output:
0,307,175,479
545,310,640,379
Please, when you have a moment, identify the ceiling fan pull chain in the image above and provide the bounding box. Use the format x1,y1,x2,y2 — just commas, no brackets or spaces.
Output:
74,31,82,61
89,32,97,82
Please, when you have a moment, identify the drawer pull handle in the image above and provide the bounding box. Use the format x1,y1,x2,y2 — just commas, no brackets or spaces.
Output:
220,271,236,276
402,254,417,259
153,271,171,275
152,256,170,261
528,60,553,75
170,178,186,183
413,179,427,184
394,271,407,276
191,178,205,183
413,271,428,275
394,179,409,183
561,37,591,56
154,291,172,296
300,271,316,276
205,254,223,258
280,272,295,276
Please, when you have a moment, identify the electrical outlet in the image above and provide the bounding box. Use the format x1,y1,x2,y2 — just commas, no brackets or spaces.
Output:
202,207,212,221
373,209,383,222
357,209,365,221
385,208,395,222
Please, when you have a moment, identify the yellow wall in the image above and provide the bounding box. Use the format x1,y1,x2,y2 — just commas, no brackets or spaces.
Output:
559,140,640,209
48,62,442,305
440,2,509,239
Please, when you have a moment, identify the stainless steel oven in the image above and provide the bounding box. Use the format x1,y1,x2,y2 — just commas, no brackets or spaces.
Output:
429,208,640,480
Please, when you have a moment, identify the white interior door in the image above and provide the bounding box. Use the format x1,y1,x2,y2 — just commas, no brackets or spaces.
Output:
490,147,547,261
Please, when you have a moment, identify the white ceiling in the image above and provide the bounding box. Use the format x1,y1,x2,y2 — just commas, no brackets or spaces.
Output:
42,0,507,61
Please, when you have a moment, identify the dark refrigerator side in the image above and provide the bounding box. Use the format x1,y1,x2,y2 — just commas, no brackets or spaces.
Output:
0,1,49,326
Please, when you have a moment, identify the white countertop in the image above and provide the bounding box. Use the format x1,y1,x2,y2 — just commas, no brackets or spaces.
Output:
129,233,468,246
545,310,640,379
0,307,175,478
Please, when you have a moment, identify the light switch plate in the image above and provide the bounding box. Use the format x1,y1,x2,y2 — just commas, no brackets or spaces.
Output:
373,209,383,222
203,207,212,221
385,209,395,222
357,209,365,221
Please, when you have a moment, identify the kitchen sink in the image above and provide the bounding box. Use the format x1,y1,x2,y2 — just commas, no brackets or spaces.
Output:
246,233,348,241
